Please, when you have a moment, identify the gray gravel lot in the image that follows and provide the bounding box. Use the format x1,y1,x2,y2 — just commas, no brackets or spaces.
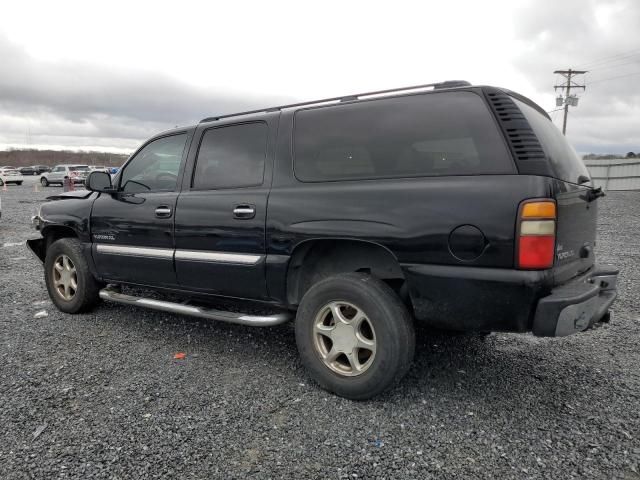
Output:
1,177,639,479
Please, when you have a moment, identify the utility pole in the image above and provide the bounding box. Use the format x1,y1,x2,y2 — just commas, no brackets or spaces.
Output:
554,69,587,135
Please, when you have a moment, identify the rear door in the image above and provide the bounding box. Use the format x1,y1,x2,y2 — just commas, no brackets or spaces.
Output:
513,98,597,283
91,131,191,287
173,114,278,300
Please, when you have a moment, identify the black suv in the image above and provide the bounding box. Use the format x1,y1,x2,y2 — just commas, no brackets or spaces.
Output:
27,81,618,399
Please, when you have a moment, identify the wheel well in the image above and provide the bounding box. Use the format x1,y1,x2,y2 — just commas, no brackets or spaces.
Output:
286,240,407,306
42,226,78,249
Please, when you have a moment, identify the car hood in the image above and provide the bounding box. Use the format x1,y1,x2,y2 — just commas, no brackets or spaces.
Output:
46,190,95,201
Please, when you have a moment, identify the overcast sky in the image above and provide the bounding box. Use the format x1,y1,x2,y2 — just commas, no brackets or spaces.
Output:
0,0,638,155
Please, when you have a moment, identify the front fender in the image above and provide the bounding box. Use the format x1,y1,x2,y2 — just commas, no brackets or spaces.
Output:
26,238,46,263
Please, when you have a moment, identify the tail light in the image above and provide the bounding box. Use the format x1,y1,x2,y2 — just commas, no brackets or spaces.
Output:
517,199,556,269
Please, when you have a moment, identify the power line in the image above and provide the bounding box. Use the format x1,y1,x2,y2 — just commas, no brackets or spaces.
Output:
586,57,640,72
574,48,640,69
553,69,587,135
588,70,640,85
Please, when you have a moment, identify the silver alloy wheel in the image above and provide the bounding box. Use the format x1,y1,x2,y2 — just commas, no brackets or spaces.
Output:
313,301,376,377
52,254,78,301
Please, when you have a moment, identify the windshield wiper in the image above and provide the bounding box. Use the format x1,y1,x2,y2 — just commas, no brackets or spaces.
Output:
580,186,605,202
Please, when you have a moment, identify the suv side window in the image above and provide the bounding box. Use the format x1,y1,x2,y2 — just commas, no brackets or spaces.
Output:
192,122,267,190
293,92,514,182
120,134,187,193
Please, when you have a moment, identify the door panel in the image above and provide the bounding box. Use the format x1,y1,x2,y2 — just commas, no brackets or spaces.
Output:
90,131,192,287
174,188,269,298
174,115,278,300
91,191,178,286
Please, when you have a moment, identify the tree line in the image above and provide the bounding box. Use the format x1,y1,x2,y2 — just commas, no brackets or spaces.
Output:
583,152,638,160
0,149,130,168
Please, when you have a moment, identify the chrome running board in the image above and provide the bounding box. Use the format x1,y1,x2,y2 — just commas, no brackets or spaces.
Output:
99,287,292,327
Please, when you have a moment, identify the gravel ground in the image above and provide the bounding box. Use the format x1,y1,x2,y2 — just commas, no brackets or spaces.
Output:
1,177,639,479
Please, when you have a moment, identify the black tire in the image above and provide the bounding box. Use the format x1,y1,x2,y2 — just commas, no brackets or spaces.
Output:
295,273,415,400
41,177,49,187
44,238,101,313
16,181,23,186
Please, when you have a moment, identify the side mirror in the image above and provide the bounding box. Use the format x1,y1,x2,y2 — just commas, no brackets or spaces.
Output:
86,171,115,193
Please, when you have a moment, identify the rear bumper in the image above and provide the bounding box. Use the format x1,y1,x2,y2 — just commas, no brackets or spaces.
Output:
402,263,550,332
532,265,618,336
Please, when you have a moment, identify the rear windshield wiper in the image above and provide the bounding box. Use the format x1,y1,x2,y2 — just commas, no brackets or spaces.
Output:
576,175,605,202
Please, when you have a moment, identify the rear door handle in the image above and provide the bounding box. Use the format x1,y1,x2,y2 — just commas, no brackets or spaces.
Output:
155,206,172,218
233,204,256,219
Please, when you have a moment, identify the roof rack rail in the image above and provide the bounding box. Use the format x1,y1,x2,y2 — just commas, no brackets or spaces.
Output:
200,80,472,123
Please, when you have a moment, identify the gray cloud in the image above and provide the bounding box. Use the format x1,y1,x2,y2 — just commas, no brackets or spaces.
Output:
0,35,290,151
512,0,640,153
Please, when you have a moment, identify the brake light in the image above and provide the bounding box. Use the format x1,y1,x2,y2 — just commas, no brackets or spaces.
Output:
517,199,556,270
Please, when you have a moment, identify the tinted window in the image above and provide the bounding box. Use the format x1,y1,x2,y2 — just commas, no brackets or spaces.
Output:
69,166,89,172
294,92,513,182
192,122,267,190
120,134,187,193
513,98,589,184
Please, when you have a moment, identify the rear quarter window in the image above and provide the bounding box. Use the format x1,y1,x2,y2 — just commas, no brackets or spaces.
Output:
512,98,589,184
293,91,515,182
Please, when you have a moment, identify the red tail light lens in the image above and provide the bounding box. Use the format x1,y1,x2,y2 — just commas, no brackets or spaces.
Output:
517,200,556,270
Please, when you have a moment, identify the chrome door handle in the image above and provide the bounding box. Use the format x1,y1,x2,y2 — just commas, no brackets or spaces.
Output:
233,205,256,219
155,206,172,218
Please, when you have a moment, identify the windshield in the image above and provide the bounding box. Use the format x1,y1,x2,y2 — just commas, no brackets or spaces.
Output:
513,98,590,185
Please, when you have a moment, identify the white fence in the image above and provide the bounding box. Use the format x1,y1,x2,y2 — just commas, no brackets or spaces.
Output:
584,158,640,191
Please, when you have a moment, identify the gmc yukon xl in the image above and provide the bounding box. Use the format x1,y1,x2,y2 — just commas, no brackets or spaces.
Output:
27,81,618,399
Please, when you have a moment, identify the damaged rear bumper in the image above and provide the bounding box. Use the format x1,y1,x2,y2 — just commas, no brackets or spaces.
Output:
532,265,618,337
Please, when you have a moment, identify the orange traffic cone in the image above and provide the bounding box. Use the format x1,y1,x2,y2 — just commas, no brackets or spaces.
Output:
2,182,7,192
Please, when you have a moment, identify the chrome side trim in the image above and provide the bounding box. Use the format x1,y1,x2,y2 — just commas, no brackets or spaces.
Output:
95,244,263,264
174,250,262,265
99,287,291,327
96,244,174,259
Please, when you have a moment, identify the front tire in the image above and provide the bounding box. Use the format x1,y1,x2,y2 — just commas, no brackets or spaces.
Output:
295,273,415,400
44,238,101,313
40,177,49,187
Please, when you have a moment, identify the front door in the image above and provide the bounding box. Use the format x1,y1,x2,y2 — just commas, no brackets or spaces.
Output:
174,116,277,300
91,131,191,287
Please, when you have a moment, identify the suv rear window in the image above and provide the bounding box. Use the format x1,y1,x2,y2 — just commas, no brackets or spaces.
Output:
293,91,514,182
69,166,89,171
512,98,589,185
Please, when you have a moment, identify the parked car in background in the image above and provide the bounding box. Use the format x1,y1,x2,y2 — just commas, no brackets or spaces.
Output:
40,165,90,187
108,167,120,175
20,166,36,175
33,165,51,174
0,168,24,186
89,166,110,173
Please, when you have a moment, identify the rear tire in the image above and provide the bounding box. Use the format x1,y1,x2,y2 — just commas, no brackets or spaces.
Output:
16,181,22,186
295,273,415,400
40,177,49,187
44,238,101,313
